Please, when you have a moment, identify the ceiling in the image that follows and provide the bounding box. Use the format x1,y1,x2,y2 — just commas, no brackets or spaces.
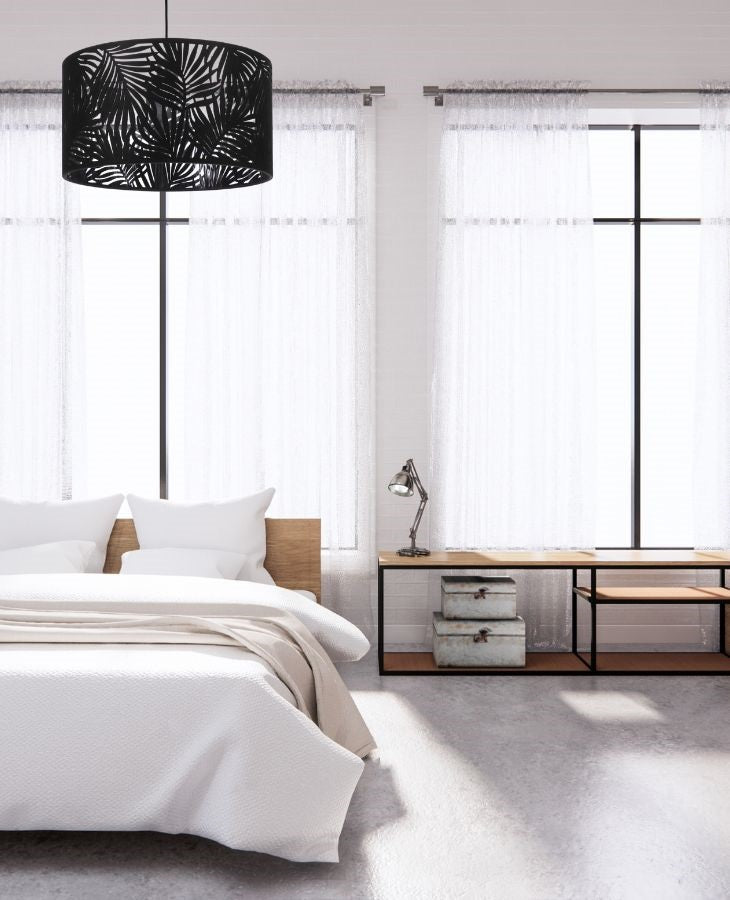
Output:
2,1,730,92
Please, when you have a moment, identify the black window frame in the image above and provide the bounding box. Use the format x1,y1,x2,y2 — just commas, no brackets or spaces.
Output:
83,125,701,546
81,194,188,500
591,123,700,550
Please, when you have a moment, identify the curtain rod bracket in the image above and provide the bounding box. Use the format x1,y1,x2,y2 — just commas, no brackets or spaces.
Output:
363,86,385,107
423,85,443,106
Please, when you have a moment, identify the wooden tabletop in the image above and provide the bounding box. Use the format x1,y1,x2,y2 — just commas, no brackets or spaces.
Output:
378,549,730,568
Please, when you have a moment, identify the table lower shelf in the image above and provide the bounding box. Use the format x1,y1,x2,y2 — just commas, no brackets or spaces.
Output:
382,651,730,675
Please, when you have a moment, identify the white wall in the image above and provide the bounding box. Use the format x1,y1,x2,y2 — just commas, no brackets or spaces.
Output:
3,0,730,646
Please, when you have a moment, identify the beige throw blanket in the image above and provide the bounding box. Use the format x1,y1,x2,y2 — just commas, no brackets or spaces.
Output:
0,603,376,759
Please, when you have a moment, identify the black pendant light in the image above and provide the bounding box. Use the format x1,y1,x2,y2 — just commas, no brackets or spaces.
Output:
61,0,272,191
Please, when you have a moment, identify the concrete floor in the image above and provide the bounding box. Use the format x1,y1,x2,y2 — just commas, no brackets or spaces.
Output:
0,653,729,900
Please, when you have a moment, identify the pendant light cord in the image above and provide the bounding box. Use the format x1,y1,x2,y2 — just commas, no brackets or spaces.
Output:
164,0,169,38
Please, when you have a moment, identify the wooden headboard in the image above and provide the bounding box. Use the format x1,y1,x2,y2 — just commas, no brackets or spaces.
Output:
103,518,322,602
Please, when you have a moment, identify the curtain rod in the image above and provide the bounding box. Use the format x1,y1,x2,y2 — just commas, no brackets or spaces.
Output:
0,85,386,105
279,86,385,106
423,85,721,105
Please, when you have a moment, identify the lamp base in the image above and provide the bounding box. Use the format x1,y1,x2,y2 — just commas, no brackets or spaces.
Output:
396,546,431,557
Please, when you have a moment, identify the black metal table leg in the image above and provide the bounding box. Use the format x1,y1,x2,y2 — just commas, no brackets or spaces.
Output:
590,568,597,673
720,565,727,657
718,569,728,656
571,568,578,655
378,565,384,674
720,604,726,656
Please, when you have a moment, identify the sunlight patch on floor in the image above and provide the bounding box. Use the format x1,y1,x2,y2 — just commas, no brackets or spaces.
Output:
579,749,730,899
353,691,558,900
559,690,666,722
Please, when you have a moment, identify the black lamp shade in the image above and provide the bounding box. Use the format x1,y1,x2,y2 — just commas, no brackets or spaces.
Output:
62,38,273,191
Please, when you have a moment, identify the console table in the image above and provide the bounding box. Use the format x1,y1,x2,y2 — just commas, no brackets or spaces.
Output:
378,549,730,676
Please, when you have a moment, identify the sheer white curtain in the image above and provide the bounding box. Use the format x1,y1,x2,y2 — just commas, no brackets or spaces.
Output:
0,86,84,500
176,86,375,633
695,85,730,550
431,84,595,648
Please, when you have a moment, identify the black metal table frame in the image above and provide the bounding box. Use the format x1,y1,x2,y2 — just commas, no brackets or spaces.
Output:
378,561,730,676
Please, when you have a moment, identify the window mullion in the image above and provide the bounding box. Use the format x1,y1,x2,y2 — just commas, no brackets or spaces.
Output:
632,124,642,549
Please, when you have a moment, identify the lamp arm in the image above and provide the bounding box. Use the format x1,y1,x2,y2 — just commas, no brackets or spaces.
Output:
407,459,428,503
409,496,427,542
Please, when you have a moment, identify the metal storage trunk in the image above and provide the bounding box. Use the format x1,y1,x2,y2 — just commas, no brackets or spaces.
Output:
441,575,517,620
432,612,526,668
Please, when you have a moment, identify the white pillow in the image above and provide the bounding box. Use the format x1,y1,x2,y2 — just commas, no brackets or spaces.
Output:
0,495,123,573
127,490,276,585
0,540,96,574
121,548,249,580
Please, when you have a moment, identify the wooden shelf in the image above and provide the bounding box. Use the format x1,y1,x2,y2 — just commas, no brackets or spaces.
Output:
384,652,584,674
574,586,730,603
383,651,730,675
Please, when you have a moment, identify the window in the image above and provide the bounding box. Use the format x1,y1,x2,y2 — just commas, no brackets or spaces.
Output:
81,224,160,499
78,101,372,563
79,189,162,502
590,124,700,548
77,189,203,506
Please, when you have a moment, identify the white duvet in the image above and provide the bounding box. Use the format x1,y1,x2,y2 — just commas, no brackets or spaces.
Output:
0,574,373,863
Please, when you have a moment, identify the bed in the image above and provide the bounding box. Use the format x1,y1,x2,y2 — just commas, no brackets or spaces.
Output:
0,518,374,863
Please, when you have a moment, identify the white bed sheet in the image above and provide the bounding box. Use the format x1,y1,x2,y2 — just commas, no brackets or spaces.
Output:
0,576,371,863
